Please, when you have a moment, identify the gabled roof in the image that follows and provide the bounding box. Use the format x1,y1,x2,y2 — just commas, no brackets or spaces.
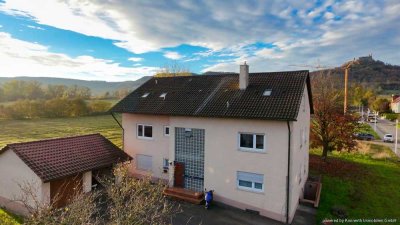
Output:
0,134,132,182
110,71,313,121
393,97,400,104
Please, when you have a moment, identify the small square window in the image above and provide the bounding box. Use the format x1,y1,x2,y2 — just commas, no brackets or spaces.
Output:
164,126,170,136
163,158,169,168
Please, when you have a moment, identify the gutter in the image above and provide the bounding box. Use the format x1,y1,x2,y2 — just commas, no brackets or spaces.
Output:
286,121,291,224
111,112,124,150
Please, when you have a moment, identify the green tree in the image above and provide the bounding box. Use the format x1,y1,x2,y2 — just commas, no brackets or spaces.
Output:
89,100,112,113
68,98,90,117
371,98,390,113
2,80,27,101
24,81,45,99
46,84,67,99
154,61,192,77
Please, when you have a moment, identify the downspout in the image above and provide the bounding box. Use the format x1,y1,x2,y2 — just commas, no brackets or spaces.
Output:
286,121,291,224
111,112,124,150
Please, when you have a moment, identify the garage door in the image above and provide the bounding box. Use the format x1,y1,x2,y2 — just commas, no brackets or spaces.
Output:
50,174,83,208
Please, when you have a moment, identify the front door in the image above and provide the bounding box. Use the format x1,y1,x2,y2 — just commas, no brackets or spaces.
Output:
174,162,185,187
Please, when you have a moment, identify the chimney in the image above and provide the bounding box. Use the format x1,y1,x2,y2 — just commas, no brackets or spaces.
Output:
239,62,249,90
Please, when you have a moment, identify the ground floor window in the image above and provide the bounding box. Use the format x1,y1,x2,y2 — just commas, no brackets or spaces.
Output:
237,171,264,192
137,154,152,171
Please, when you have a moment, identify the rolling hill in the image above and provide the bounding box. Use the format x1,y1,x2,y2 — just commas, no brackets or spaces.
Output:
0,76,151,95
310,55,400,93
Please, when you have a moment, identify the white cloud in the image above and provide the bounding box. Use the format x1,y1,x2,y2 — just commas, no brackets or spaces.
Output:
163,51,183,60
26,25,45,30
0,0,398,74
0,32,159,81
128,57,143,62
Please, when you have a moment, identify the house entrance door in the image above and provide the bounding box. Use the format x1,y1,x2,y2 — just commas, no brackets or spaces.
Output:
174,162,185,187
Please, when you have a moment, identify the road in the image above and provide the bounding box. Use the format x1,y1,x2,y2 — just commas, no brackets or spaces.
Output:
367,117,400,157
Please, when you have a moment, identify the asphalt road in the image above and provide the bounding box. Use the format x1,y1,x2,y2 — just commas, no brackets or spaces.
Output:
367,118,400,157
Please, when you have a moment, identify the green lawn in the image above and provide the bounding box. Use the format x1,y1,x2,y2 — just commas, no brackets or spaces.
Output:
310,143,400,223
356,123,380,139
0,208,23,225
0,115,122,149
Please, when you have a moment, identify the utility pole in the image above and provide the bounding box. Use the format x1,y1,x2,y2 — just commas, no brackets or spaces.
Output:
395,119,398,155
343,59,359,114
344,67,349,114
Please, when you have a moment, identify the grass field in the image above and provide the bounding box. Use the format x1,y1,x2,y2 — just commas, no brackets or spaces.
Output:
310,142,400,223
0,115,122,149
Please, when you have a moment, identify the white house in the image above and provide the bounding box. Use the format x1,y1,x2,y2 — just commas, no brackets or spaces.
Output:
0,134,131,215
391,95,400,113
110,63,313,223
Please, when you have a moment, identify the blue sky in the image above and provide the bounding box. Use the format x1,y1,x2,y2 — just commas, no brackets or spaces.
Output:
0,0,399,81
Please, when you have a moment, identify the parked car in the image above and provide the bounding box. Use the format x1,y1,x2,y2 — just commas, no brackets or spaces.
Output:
369,118,378,123
383,134,394,143
355,133,375,141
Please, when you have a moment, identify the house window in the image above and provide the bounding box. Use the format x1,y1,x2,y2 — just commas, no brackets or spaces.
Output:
164,126,170,136
237,171,264,192
162,158,169,173
142,92,150,98
137,124,153,139
137,154,152,171
163,158,169,169
238,133,265,152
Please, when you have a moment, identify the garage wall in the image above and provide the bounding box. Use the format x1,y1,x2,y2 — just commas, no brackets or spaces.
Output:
0,150,45,211
83,171,92,193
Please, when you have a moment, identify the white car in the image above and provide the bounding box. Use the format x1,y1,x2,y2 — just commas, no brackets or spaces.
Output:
383,134,394,143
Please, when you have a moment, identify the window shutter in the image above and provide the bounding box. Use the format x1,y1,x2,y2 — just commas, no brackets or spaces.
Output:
137,154,152,171
237,171,264,183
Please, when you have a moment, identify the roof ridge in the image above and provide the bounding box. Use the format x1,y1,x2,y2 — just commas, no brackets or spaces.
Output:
7,133,102,147
148,70,308,79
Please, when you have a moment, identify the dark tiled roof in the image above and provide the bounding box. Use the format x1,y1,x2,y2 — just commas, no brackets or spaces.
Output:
110,71,313,121
0,134,132,182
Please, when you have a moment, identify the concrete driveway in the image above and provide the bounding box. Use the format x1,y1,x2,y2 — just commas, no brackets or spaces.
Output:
367,118,400,157
172,201,316,225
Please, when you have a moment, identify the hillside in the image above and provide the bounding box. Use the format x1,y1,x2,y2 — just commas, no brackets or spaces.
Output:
0,76,151,95
311,55,400,93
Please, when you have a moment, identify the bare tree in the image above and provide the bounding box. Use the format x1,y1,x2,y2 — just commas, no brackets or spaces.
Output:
99,164,181,225
154,61,192,77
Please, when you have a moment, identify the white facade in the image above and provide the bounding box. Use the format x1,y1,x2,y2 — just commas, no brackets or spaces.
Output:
122,85,310,223
391,102,400,113
0,149,92,215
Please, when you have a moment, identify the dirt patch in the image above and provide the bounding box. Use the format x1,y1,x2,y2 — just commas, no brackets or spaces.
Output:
309,155,368,179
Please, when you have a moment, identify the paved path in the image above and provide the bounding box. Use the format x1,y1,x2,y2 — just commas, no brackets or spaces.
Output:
366,118,400,157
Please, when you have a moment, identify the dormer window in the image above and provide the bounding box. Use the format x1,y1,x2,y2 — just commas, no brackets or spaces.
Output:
160,93,167,98
263,89,272,96
142,93,150,98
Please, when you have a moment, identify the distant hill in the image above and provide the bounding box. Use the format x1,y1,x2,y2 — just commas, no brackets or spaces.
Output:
311,55,400,93
0,76,151,95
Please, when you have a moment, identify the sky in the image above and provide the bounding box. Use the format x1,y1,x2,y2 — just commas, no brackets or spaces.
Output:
0,0,399,82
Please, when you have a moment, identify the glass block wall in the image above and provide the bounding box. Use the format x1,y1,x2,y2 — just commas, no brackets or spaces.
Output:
175,127,205,192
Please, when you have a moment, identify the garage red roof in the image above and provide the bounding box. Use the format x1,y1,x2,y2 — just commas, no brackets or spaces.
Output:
0,134,132,182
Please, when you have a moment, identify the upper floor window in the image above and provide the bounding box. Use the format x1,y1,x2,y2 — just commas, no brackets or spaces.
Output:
238,133,265,152
137,124,153,139
164,126,170,136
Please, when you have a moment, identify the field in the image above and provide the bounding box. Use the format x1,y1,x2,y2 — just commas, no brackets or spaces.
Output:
0,115,122,149
310,142,400,223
